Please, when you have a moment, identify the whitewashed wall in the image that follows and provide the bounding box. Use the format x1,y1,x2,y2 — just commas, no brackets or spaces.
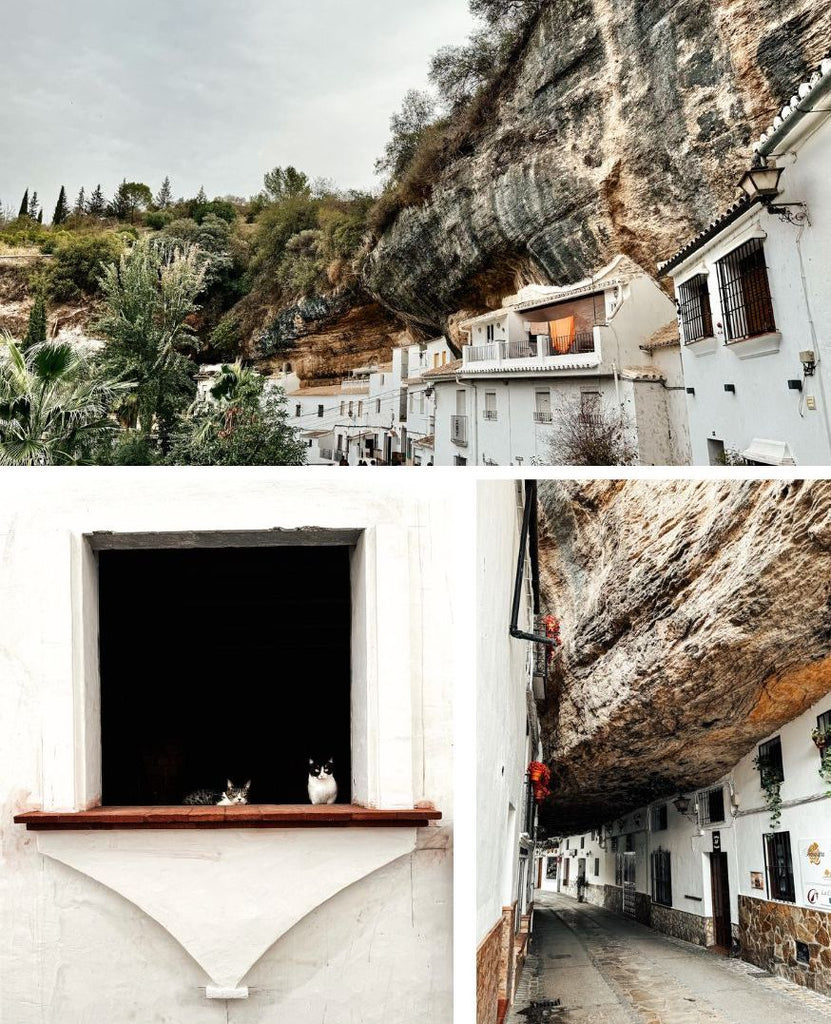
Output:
0,471,461,1024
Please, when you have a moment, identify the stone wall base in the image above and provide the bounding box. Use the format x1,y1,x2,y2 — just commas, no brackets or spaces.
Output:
477,917,503,1024
739,894,831,997
651,902,714,948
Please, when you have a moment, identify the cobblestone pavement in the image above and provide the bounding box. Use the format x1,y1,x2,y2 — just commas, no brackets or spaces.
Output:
506,892,831,1024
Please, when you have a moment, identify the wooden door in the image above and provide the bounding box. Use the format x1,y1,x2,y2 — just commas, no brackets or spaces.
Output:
710,852,732,949
622,852,637,917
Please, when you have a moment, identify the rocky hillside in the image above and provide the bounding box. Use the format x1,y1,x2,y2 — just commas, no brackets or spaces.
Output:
365,0,831,335
536,479,831,833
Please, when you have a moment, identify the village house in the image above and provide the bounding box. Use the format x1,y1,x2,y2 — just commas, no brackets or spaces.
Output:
545,691,831,997
424,256,689,467
393,336,453,466
477,481,550,1024
660,56,831,466
1,474,456,1023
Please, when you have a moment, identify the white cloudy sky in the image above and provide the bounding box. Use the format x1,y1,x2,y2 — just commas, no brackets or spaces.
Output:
0,0,474,216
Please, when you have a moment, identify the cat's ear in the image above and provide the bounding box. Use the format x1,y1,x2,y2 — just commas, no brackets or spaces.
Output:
244,780,251,792
227,779,233,791
308,758,315,766
329,756,335,765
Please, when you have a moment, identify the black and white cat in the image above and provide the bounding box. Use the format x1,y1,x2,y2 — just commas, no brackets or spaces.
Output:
184,779,251,806
308,758,337,805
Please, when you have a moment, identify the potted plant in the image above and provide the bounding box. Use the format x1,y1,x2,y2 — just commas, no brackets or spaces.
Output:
753,754,783,831
812,727,830,751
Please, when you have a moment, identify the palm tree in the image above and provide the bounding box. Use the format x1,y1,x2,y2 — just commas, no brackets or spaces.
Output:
0,332,133,465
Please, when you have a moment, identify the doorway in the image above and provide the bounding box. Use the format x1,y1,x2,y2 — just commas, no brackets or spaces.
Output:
622,852,637,917
710,852,732,949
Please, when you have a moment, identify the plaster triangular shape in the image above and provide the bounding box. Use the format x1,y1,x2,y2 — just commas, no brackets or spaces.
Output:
38,828,416,989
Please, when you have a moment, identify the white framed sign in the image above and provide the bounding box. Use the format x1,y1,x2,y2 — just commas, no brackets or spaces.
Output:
798,839,831,909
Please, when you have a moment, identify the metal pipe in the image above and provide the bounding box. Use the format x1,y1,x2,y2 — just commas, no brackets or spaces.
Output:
510,480,559,647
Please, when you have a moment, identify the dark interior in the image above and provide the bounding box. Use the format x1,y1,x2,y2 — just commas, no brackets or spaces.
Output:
99,545,352,806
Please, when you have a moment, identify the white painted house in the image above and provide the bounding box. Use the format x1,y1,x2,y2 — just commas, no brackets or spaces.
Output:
1,473,457,1023
424,257,687,467
477,481,547,1024
660,55,831,466
394,337,454,466
548,691,831,996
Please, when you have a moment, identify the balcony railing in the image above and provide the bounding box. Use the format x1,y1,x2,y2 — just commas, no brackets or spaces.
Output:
483,410,498,421
533,411,553,424
464,332,596,364
451,415,468,446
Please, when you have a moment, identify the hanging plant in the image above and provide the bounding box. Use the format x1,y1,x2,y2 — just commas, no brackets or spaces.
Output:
819,747,831,797
812,727,831,751
753,755,783,830
529,762,552,803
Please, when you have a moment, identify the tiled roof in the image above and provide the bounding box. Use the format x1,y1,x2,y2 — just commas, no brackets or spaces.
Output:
657,198,759,277
287,385,369,398
755,55,831,156
423,360,464,379
640,322,681,352
620,365,666,383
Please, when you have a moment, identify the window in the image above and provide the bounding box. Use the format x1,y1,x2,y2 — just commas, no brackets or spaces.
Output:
757,737,784,785
340,401,345,416
317,405,324,419
484,392,497,421
677,274,714,343
348,402,354,418
580,836,585,849
547,857,558,880
764,831,796,902
651,804,668,832
610,836,618,853
615,852,623,887
594,858,600,877
295,404,301,418
581,391,601,417
699,787,725,826
651,848,672,907
358,402,363,418
817,709,831,737
565,838,569,850
98,546,353,806
376,400,381,414
534,391,552,424
716,238,777,341
625,834,634,853
486,324,495,342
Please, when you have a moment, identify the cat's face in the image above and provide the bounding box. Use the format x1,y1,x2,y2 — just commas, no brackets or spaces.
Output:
224,779,251,804
309,758,335,780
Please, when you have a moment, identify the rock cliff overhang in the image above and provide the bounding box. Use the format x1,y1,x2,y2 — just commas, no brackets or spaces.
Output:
536,479,831,833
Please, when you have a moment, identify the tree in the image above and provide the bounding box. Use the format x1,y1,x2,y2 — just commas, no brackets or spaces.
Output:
28,191,39,220
73,186,86,216
23,293,47,350
0,332,131,465
263,166,311,203
37,209,43,225
196,185,207,205
52,186,69,225
375,90,436,182
96,235,206,442
45,232,124,301
156,176,173,209
110,180,153,223
87,184,106,218
166,362,307,466
429,29,504,108
545,397,638,467
18,190,29,219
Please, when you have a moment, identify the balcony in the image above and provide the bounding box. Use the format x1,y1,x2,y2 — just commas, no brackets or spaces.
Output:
463,332,596,366
533,411,553,424
483,410,498,421
451,415,468,446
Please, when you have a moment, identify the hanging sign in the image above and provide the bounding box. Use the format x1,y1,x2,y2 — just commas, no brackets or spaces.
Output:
799,839,831,909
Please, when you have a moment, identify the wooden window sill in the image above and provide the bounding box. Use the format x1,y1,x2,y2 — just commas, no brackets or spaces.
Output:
14,804,442,831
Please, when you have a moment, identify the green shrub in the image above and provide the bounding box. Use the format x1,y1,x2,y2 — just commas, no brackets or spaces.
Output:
44,232,124,302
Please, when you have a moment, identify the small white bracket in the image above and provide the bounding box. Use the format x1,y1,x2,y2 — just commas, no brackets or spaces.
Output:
206,987,249,1000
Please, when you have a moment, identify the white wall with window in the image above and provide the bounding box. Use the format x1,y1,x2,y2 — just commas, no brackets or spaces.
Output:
1,473,461,1023
663,62,831,466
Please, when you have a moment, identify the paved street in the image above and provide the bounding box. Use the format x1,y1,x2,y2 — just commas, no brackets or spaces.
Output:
507,892,831,1024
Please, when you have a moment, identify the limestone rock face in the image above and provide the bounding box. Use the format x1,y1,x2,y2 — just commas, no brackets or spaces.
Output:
365,0,831,333
537,479,831,832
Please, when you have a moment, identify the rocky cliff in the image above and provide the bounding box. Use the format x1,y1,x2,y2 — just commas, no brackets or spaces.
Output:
537,479,831,832
365,0,831,335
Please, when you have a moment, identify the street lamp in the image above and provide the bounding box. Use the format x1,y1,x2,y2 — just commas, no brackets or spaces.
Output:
737,158,809,226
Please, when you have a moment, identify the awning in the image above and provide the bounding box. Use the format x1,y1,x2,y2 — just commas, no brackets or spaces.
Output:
302,429,332,440
414,436,435,449
741,439,797,466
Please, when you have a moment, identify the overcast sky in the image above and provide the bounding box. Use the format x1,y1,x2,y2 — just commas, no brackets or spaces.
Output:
0,0,474,217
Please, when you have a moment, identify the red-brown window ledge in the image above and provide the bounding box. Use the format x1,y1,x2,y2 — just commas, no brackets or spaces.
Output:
14,805,442,831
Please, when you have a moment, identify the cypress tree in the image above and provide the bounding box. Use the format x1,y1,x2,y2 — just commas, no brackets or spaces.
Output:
28,191,39,219
196,185,207,204
52,186,69,225
156,176,172,209
74,186,86,216
18,189,29,219
37,209,43,224
24,293,47,350
88,184,105,217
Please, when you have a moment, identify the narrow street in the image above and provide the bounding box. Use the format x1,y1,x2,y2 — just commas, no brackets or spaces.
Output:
508,893,831,1024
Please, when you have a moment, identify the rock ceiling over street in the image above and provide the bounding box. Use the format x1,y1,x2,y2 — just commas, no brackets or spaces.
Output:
537,479,831,832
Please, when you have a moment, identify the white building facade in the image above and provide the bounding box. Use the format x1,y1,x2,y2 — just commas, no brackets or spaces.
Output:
477,481,547,1024
662,57,831,466
548,691,831,996
425,257,688,467
1,473,457,1024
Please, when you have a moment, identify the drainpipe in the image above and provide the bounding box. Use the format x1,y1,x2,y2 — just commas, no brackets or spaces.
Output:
794,221,831,455
510,480,560,647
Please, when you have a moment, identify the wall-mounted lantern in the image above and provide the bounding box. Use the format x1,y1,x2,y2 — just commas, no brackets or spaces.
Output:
737,158,809,225
724,384,736,394
801,350,817,377
686,388,696,396
788,380,804,392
